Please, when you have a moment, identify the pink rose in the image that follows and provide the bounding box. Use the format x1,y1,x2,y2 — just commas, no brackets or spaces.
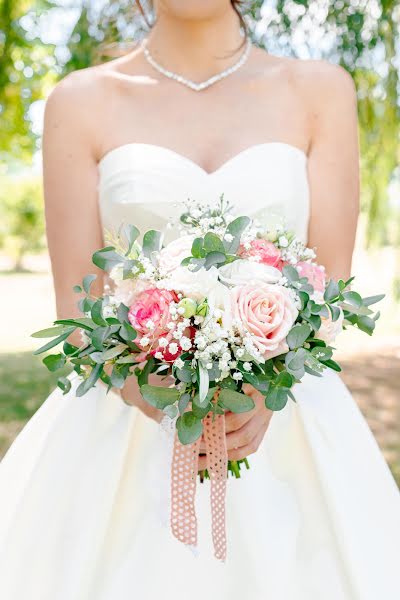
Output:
296,261,326,293
231,283,298,360
239,239,283,269
128,288,177,340
316,309,344,344
158,235,194,274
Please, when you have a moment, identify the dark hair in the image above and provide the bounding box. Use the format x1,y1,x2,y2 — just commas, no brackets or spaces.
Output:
136,0,248,45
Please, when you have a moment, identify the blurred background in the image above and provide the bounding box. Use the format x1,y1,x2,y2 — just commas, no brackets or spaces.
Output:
0,0,399,482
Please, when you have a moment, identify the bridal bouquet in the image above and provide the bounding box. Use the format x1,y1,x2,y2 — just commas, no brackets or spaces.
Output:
33,196,383,559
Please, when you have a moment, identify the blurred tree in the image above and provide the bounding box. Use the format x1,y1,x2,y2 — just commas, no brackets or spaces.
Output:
0,0,399,249
0,0,56,162
0,177,45,270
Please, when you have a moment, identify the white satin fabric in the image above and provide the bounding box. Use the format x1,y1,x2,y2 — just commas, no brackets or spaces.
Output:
1,143,399,600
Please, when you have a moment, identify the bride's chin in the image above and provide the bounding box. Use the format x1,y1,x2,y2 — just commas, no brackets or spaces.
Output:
155,0,231,21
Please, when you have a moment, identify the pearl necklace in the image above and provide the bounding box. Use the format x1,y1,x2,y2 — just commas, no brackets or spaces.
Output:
142,38,252,92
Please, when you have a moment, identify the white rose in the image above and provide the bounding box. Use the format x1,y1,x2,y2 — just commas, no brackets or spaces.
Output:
162,265,220,301
218,259,282,287
161,266,233,328
158,235,195,274
316,309,344,344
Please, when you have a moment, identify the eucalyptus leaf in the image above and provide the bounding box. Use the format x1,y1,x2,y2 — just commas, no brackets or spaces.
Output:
117,303,130,324
193,387,215,409
76,364,103,396
91,299,108,327
219,388,255,413
55,317,96,331
282,264,299,282
191,237,204,258
116,355,137,364
92,246,122,272
176,412,203,445
110,367,125,389
120,223,140,255
328,304,342,322
90,326,111,351
285,348,307,378
204,251,227,269
188,257,206,272
178,393,191,415
63,341,79,356
137,357,156,387
82,274,97,294
342,290,363,308
163,404,178,419
304,351,325,374
203,232,226,254
176,366,194,383
274,371,294,388
322,358,342,372
286,323,312,350
224,216,251,253
141,384,180,409
57,376,71,395
43,353,66,372
306,314,322,331
265,387,289,411
142,230,162,258
242,371,270,392
356,315,376,335
32,325,73,339
34,328,75,355
311,346,333,361
102,344,128,361
362,293,385,307
324,279,340,302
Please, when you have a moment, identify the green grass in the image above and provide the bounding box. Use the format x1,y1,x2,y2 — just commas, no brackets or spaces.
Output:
0,351,71,422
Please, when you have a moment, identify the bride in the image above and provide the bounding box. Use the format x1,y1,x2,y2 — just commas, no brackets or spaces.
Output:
1,1,399,599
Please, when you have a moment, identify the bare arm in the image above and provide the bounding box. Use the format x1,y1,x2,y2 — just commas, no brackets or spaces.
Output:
43,72,104,333
43,72,163,420
307,63,360,280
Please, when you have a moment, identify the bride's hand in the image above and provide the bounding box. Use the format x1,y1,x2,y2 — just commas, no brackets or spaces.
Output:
198,384,272,471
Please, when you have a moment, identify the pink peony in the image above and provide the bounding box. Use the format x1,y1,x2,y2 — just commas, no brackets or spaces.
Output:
128,288,177,340
231,283,298,360
239,239,283,269
296,261,326,293
158,235,194,274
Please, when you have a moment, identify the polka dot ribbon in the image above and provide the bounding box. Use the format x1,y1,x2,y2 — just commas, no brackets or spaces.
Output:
170,412,228,561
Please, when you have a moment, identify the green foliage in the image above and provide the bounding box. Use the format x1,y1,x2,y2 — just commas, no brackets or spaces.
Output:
0,176,45,269
0,0,57,161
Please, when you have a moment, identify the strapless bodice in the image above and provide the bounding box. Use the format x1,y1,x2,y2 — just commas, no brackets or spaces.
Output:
97,142,310,243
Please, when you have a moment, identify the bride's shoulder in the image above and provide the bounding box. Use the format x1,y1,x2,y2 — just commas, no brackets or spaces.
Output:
45,59,123,115
254,47,356,107
44,49,144,126
267,51,354,106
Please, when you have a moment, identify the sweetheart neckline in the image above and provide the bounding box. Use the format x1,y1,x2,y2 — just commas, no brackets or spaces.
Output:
97,141,308,177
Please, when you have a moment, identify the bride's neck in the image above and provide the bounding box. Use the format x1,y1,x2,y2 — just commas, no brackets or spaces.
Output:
145,8,245,79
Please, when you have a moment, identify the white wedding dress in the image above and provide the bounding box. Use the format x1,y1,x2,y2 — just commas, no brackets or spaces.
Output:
1,142,399,600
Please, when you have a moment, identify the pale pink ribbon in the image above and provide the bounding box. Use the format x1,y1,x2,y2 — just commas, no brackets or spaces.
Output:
170,412,228,560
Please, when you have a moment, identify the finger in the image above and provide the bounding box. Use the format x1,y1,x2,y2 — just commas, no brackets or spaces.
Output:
224,410,254,433
225,414,267,451
227,423,268,461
